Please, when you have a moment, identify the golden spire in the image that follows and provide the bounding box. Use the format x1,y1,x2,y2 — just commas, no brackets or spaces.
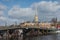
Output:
34,5,38,23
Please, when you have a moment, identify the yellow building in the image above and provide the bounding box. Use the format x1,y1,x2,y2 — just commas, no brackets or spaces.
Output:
39,23,52,28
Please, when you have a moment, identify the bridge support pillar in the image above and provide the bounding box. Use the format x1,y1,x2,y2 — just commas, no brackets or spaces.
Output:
42,29,45,35
23,28,27,40
46,29,48,34
37,29,42,35
6,30,9,40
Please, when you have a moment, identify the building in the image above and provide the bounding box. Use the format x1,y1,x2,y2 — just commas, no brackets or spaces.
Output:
20,6,56,29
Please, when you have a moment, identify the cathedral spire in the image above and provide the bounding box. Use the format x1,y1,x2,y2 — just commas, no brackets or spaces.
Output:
34,5,38,23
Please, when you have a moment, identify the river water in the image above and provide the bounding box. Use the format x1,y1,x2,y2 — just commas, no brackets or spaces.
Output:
25,33,60,40
0,33,60,40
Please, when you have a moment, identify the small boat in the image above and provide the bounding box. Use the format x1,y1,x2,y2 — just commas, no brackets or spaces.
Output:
55,30,60,33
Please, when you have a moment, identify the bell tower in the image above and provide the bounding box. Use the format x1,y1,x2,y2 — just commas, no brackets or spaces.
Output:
34,5,38,23
34,13,38,23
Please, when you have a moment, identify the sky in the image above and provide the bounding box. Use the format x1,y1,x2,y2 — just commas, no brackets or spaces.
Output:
0,0,60,26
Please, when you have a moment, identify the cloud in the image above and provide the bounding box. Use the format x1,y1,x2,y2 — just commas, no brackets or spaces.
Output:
1,1,60,26
8,5,35,19
0,4,18,25
0,3,8,26
0,16,21,26
0,4,7,16
8,1,60,22
31,1,60,21
0,4,7,10
0,11,4,16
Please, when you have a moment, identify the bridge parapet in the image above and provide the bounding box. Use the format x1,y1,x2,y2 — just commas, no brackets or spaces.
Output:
0,24,56,30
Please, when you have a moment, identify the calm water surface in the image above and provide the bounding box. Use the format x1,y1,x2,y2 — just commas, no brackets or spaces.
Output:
0,34,60,40
25,33,60,40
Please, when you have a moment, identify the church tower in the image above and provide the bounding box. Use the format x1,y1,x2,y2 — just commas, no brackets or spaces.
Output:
34,13,38,23
34,5,38,23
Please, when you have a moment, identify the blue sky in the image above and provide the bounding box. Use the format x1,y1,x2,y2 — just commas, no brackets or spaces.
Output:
0,0,60,7
0,0,60,26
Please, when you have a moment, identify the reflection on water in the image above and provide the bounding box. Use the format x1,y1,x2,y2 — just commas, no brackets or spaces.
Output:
25,34,60,40
0,34,60,40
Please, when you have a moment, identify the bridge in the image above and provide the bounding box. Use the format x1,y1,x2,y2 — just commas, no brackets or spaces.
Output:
0,25,56,30
0,22,57,40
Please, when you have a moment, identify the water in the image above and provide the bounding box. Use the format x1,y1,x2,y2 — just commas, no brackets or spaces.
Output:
0,33,60,40
25,33,60,40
